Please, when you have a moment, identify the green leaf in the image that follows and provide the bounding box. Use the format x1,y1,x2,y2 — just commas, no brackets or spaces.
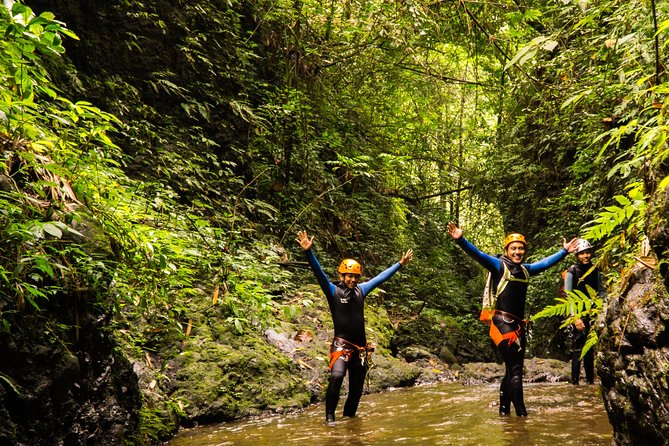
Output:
34,256,55,279
504,43,536,70
0,373,20,395
613,195,631,206
42,222,63,238
561,89,593,109
658,175,669,192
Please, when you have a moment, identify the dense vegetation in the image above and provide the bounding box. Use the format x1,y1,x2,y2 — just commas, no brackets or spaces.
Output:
0,0,667,443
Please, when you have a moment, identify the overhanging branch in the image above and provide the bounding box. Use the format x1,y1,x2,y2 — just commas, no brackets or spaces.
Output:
386,185,473,203
396,63,495,88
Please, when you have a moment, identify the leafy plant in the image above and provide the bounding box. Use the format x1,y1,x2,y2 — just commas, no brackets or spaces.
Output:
532,285,603,359
581,182,647,273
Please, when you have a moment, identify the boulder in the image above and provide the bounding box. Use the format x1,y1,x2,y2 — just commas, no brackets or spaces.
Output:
597,260,669,445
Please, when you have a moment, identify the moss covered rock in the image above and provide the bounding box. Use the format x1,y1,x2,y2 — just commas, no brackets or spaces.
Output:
168,328,312,422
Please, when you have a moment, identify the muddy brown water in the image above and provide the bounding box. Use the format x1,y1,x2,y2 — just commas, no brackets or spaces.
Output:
167,382,612,445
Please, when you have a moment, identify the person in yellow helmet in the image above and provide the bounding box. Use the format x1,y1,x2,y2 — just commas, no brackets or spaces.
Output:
447,222,578,416
296,230,413,424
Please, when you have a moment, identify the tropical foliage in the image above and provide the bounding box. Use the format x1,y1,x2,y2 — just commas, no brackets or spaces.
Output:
1,0,668,442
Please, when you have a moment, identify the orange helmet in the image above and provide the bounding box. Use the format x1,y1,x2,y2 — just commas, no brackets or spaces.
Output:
338,259,361,275
503,233,527,249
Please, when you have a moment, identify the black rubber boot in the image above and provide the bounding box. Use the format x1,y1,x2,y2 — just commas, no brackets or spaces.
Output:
499,385,511,415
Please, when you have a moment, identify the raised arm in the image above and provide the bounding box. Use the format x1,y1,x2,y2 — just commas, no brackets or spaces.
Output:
296,230,335,298
359,262,402,296
400,248,413,266
359,249,412,296
525,248,568,275
525,237,577,275
447,222,501,273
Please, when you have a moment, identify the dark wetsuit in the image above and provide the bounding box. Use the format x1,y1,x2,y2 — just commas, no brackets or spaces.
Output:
455,236,568,416
305,249,403,420
565,263,603,384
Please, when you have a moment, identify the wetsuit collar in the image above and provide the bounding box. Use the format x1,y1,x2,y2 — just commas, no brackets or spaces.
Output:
500,255,524,273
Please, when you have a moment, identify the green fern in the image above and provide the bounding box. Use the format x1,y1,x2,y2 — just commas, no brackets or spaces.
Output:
581,182,646,250
582,326,598,360
533,287,601,325
532,286,602,358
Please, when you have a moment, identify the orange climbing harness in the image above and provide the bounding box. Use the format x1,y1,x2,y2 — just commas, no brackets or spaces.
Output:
489,310,528,347
329,337,375,370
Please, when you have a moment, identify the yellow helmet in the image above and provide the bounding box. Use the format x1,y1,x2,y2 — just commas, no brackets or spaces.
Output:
503,233,527,249
338,259,361,275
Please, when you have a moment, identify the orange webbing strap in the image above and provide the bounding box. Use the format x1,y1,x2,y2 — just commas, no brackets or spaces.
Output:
335,337,368,357
329,337,370,370
479,308,493,326
489,324,521,346
489,311,527,347
329,349,349,370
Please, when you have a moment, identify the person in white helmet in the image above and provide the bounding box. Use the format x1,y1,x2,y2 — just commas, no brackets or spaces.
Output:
565,239,606,385
296,230,413,423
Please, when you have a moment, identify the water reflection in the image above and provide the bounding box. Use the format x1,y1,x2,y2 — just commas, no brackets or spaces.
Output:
167,382,612,446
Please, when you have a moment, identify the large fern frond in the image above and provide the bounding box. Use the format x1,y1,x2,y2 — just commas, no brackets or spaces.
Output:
531,286,602,328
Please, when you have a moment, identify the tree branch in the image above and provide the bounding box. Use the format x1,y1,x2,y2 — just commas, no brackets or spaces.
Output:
650,0,662,85
395,63,496,88
386,185,473,203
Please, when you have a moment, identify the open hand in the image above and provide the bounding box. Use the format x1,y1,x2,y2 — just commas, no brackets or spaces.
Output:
447,222,463,239
563,237,579,253
296,230,314,251
400,249,414,266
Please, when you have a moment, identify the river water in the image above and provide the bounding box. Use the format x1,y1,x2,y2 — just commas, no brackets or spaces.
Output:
167,382,612,445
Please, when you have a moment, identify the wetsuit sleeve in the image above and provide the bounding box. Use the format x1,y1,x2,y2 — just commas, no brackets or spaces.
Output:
304,249,336,299
455,236,501,273
597,270,606,298
565,269,575,315
358,262,402,297
564,270,574,292
525,248,568,275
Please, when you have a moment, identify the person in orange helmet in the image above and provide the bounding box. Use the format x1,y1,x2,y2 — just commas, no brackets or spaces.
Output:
447,222,578,416
296,230,413,424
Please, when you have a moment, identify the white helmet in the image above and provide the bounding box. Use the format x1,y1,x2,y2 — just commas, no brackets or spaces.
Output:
575,239,593,254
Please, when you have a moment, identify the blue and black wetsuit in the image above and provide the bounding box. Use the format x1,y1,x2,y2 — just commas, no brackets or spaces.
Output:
305,249,403,420
455,236,568,416
565,263,604,385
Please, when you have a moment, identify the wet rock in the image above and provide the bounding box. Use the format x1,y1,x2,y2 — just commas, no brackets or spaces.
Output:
365,355,422,391
398,345,434,363
0,306,141,446
391,313,495,363
168,327,313,423
525,358,571,383
437,346,458,365
457,358,570,385
597,262,669,445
